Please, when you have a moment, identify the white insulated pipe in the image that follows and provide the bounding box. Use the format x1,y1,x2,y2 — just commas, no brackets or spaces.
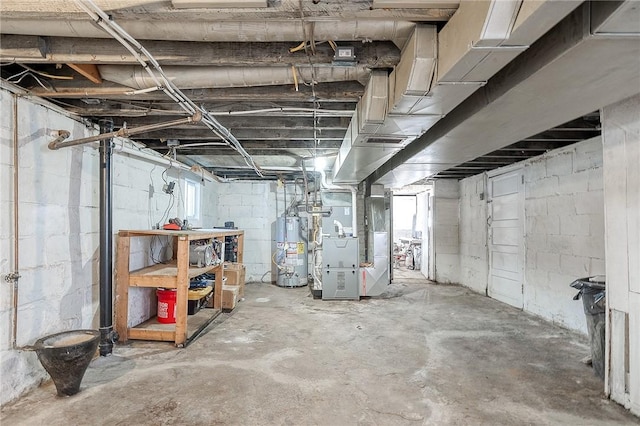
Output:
0,19,414,48
98,65,371,90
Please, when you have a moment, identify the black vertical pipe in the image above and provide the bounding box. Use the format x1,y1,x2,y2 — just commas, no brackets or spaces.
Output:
99,119,115,356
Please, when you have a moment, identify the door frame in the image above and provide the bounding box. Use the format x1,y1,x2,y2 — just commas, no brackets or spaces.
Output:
486,164,525,308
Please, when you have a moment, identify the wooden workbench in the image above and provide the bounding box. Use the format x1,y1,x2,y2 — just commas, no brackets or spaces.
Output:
115,228,244,347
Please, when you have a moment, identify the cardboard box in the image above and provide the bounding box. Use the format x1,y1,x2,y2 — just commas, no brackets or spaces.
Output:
222,284,240,311
224,262,246,297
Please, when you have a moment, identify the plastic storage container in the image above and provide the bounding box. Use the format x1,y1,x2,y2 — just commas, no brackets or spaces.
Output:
157,288,177,324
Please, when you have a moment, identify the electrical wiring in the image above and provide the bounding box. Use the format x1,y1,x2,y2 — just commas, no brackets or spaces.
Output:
20,64,74,80
158,192,175,226
148,164,157,228
289,41,306,53
150,235,171,264
75,0,263,177
6,69,54,91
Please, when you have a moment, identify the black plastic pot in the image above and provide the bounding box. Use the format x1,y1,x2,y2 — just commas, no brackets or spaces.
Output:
33,329,100,396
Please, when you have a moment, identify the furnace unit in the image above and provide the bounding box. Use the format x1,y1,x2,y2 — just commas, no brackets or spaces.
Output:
322,236,359,300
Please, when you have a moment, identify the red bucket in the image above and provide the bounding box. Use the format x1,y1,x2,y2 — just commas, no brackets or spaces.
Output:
157,288,177,324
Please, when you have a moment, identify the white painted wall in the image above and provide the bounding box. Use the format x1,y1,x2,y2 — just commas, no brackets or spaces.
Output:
460,137,605,333
523,137,605,332
602,94,640,416
433,179,460,284
0,87,220,405
0,90,99,405
215,181,277,282
456,137,605,333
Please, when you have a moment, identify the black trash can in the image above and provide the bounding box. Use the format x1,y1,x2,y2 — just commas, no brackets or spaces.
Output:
570,276,606,379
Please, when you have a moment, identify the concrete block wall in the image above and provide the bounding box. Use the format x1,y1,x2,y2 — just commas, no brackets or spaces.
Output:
602,94,640,415
0,87,220,405
459,174,488,294
215,181,277,282
523,136,604,332
113,161,219,327
456,137,605,333
433,179,460,284
113,151,177,327
0,89,99,405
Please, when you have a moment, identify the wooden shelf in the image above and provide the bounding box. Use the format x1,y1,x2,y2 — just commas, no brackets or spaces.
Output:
129,262,223,288
115,229,244,347
128,308,222,345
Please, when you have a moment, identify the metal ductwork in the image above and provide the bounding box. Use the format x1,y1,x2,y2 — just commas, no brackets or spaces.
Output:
332,26,440,184
333,1,546,185
370,0,590,187
0,19,415,48
372,0,640,188
98,65,372,90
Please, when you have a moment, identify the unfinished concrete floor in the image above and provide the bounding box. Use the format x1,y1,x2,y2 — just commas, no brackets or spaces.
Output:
2,272,638,425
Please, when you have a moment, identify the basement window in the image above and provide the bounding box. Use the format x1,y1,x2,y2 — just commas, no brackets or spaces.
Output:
184,178,201,224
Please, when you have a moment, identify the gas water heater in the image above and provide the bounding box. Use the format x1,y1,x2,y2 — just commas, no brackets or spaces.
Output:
275,216,308,287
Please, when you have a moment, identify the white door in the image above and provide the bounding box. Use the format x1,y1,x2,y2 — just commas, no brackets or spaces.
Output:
488,168,524,309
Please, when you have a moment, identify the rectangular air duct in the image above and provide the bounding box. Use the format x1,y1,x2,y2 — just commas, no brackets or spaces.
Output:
333,26,439,184
388,25,438,115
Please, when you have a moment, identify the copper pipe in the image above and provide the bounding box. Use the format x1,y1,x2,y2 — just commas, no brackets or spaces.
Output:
48,112,202,150
11,94,20,349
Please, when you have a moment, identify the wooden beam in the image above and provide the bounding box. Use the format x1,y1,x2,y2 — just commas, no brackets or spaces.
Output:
66,63,102,84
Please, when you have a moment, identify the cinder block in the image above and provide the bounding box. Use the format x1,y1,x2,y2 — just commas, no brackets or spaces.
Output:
537,251,561,272
525,158,546,182
589,214,605,239
59,288,84,322
525,176,558,198
546,151,573,177
44,235,76,265
571,235,606,259
574,137,603,172
559,254,590,276
574,190,604,215
589,257,606,276
547,235,573,255
526,215,559,236
560,214,591,236
0,131,13,167
525,229,547,249
587,168,604,192
546,194,575,217
525,198,547,217
558,172,589,194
